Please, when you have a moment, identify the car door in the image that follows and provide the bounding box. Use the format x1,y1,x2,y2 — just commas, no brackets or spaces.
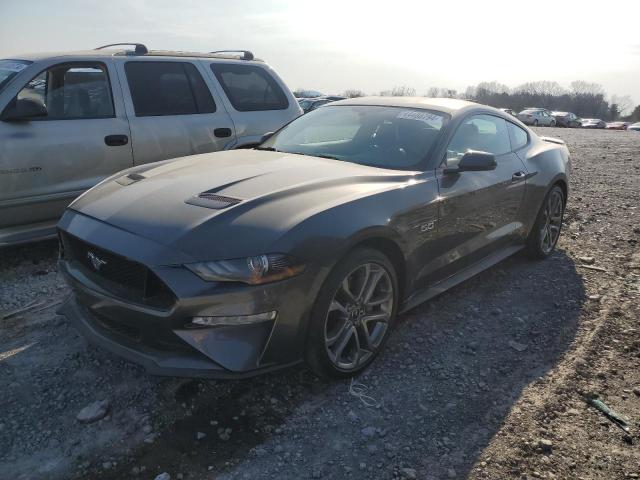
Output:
0,59,132,240
428,114,528,284
116,59,236,165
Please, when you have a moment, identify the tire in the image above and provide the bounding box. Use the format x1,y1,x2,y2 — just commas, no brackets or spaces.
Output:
550,120,556,127
305,248,399,379
533,120,539,126
525,185,565,259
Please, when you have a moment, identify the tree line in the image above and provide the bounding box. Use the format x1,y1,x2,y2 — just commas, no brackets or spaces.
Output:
338,81,639,121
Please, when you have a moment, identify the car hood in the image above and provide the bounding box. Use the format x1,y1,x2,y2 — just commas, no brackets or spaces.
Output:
70,150,413,258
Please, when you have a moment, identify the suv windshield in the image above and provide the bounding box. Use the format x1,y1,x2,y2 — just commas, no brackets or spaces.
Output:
260,105,448,170
0,60,32,93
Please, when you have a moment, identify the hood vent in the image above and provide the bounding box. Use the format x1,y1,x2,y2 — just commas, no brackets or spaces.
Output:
116,173,146,186
185,192,242,210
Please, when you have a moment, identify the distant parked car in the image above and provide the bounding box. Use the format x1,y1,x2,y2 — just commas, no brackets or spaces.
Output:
627,122,640,131
551,111,581,128
606,121,631,130
299,96,339,113
0,44,302,246
581,118,606,129
517,108,556,126
499,108,517,116
294,89,324,98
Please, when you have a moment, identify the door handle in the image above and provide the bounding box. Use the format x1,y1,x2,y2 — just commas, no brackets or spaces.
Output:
214,128,232,138
512,171,526,181
104,134,129,147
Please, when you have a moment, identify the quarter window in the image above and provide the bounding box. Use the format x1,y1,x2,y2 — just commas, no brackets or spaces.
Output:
507,122,528,150
211,64,288,111
125,61,216,116
447,114,511,161
15,63,114,119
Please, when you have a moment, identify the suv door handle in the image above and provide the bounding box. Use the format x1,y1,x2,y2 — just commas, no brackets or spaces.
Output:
105,134,129,146
214,128,232,138
512,171,526,181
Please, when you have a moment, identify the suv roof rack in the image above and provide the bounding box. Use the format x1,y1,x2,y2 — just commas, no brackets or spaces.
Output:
209,50,254,61
95,43,149,55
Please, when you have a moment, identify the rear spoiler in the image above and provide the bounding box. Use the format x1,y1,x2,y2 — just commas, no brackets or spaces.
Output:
539,136,565,145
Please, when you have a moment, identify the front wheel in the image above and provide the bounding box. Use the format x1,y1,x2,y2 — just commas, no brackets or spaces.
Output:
525,185,565,259
305,248,398,379
550,120,556,127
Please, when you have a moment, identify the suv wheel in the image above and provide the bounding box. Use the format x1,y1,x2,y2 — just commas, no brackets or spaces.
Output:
306,248,398,378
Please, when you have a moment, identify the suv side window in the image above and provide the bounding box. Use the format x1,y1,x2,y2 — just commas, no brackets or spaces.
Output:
15,62,114,119
211,63,288,111
125,61,216,117
446,114,511,161
507,122,528,150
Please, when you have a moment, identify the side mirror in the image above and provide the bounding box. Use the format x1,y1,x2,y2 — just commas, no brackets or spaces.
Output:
260,131,275,144
1,98,47,122
444,150,496,174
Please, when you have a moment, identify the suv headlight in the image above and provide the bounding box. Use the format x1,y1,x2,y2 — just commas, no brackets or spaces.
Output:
186,254,305,285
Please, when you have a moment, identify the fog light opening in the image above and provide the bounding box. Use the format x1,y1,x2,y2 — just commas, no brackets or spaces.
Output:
191,311,277,327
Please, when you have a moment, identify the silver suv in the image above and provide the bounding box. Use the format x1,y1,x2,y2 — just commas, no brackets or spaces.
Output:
0,44,302,246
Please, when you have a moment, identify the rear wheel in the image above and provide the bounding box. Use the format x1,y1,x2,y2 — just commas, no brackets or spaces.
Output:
525,185,565,259
306,248,398,379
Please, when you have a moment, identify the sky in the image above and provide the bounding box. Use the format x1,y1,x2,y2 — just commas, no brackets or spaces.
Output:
1,0,638,109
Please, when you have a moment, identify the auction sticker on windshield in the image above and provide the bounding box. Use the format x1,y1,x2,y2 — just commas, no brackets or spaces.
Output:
397,109,444,128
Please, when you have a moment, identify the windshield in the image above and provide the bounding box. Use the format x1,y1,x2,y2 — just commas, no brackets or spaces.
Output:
261,105,449,170
0,59,31,93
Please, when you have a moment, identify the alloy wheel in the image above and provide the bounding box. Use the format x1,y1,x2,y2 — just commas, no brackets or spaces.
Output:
323,262,394,371
539,189,563,254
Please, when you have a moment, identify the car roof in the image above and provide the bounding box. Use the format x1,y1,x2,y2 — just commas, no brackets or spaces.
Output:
328,96,478,114
7,49,264,63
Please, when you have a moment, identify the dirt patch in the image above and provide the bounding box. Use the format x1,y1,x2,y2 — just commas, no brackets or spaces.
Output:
1,128,639,479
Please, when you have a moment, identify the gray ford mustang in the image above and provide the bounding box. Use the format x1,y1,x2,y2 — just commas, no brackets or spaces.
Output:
58,97,570,379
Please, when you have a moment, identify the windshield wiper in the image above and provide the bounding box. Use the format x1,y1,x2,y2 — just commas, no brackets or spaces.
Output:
314,153,341,161
255,146,278,151
288,152,341,161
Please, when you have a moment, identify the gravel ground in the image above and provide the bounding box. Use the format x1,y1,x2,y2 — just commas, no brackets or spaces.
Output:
1,127,639,480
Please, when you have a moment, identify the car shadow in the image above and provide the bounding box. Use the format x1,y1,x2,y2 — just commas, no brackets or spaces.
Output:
87,248,584,480
356,248,586,479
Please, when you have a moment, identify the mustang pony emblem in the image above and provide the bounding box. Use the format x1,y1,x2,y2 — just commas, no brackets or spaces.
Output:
86,251,107,271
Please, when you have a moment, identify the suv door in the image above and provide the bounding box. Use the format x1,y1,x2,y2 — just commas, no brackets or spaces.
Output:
117,60,236,165
207,62,301,147
0,60,132,244
430,114,528,282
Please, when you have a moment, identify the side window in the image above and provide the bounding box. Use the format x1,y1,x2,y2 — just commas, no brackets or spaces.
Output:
507,122,529,150
125,61,216,117
15,63,114,119
446,114,511,161
211,63,288,111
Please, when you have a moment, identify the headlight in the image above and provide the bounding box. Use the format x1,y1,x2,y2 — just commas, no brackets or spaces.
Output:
186,254,306,285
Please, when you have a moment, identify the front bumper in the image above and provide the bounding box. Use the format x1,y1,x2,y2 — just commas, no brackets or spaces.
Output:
58,211,320,379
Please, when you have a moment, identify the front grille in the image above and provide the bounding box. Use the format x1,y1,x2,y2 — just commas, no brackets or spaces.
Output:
60,232,175,309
